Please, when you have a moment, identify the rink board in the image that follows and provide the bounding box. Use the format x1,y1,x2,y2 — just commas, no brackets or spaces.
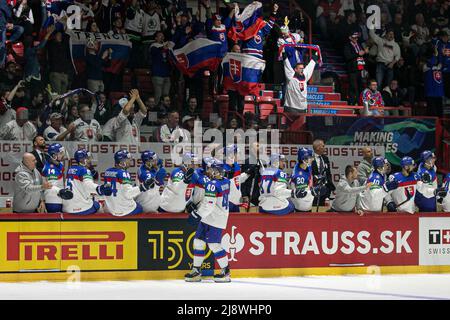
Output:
0,213,448,282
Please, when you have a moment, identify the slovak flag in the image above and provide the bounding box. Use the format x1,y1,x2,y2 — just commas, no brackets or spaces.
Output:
222,52,266,96
228,1,267,42
169,38,222,78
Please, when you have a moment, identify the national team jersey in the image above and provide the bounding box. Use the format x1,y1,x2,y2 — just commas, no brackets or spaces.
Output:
135,165,166,212
43,125,67,141
41,162,64,205
290,164,314,212
277,33,304,66
442,174,450,212
438,40,450,73
63,165,99,213
159,167,189,212
224,162,249,206
241,17,275,59
415,163,438,211
103,167,141,216
72,118,102,142
258,167,293,214
357,171,388,212
387,172,419,214
198,178,231,229
206,17,231,57
190,168,210,206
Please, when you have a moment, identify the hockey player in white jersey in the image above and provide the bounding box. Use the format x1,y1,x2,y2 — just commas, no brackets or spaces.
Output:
223,144,250,212
437,173,450,212
386,156,419,214
63,149,113,214
158,152,197,213
103,150,153,216
185,159,232,283
415,150,438,212
357,157,399,212
41,143,73,212
258,153,304,215
135,150,166,212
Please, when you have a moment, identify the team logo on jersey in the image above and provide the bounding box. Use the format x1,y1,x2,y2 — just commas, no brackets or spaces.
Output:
220,33,225,41
443,48,450,56
433,70,442,83
229,59,242,83
254,35,262,44
221,226,245,261
176,53,189,69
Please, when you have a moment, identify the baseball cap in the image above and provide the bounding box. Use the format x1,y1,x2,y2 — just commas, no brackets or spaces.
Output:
16,107,29,120
49,112,63,120
119,97,129,108
182,115,194,123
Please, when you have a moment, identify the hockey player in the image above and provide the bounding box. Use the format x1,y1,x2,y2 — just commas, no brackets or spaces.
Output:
42,143,73,212
223,144,249,213
135,150,167,212
357,157,399,212
290,147,316,212
103,150,153,216
185,156,215,214
415,150,438,212
158,152,197,213
63,149,112,215
258,153,304,215
437,173,450,212
185,159,231,283
386,156,419,214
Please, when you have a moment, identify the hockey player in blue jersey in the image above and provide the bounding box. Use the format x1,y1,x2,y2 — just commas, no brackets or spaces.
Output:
135,150,167,212
186,156,216,212
291,147,316,212
415,150,438,212
158,152,197,213
437,173,450,212
41,143,73,212
386,156,420,214
258,153,304,215
357,157,399,212
103,150,153,216
63,149,112,215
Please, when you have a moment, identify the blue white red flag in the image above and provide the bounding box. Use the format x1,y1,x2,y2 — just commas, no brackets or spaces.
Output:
222,52,266,96
67,30,132,75
227,1,268,42
169,38,222,78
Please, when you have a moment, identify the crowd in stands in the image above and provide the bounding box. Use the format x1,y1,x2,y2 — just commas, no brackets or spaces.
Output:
0,0,448,146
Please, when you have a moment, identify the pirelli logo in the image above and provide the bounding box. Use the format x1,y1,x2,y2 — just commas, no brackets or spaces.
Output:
0,222,138,272
7,232,125,261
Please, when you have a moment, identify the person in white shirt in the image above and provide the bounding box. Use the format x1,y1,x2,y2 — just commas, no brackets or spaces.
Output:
283,52,318,112
43,112,73,141
71,104,102,142
159,111,182,143
110,89,147,144
0,107,36,141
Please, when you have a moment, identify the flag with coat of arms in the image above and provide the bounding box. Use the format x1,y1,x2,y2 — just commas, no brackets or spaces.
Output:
222,52,266,96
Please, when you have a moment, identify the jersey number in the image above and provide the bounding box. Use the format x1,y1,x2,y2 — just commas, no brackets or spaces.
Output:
111,180,118,197
260,180,273,194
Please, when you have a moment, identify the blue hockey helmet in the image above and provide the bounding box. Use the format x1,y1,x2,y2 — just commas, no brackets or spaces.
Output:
420,150,435,163
141,150,158,162
48,143,65,159
211,159,226,178
400,156,415,168
202,156,215,170
74,149,91,164
297,147,312,162
270,153,287,166
372,157,387,170
182,152,199,167
114,149,131,164
224,144,238,155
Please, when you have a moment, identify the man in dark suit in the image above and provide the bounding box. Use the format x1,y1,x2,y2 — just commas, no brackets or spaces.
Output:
311,139,336,206
241,141,262,210
31,135,50,174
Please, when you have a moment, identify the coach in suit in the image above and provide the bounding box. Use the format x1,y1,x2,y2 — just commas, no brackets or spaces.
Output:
311,139,336,206
31,135,50,174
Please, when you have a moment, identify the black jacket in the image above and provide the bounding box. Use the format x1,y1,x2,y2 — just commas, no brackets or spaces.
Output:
241,156,261,207
343,41,364,74
31,149,51,174
311,154,336,193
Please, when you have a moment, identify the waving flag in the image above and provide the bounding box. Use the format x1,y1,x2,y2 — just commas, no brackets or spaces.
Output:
228,1,268,42
67,30,132,75
222,52,266,96
278,44,323,67
169,38,222,78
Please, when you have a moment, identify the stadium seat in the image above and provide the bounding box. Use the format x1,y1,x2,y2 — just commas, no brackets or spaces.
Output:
256,96,277,120
215,95,229,122
243,96,257,114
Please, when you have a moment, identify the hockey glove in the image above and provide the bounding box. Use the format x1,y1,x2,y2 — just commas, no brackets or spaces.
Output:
90,168,99,180
58,188,74,200
311,185,325,197
383,179,399,192
96,183,112,196
183,168,195,184
155,168,167,186
187,209,201,226
140,177,156,192
386,202,397,212
421,172,432,184
436,187,448,198
292,188,307,199
186,201,198,214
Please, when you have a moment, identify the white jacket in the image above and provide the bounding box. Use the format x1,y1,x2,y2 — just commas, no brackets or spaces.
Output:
283,58,316,110
0,120,36,141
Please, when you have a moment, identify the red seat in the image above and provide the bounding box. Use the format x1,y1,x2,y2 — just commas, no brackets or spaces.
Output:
134,68,151,77
256,96,277,120
215,95,229,122
243,96,257,114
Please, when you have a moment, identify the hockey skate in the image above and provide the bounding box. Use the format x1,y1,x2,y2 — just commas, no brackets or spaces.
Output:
213,267,231,283
184,268,202,282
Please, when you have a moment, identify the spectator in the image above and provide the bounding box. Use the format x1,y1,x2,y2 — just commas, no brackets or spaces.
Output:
0,88,15,128
43,112,72,141
150,31,172,104
344,31,368,105
382,79,405,116
241,141,262,208
92,92,113,125
181,96,200,119
1,1,24,68
28,91,44,124
334,10,358,52
316,0,342,40
13,152,51,213
124,0,145,68
143,95,158,125
142,1,162,45
99,0,124,33
409,13,430,58
311,139,336,206
0,61,21,89
331,165,367,213
157,94,172,114
23,25,54,84
369,28,401,89
359,79,384,115
109,16,126,35
72,104,103,142
423,47,444,117
76,0,95,30
85,38,112,93
389,13,408,44
436,30,450,98
66,103,80,124
357,146,373,185
31,135,50,173
13,0,34,36
0,107,36,141
47,31,72,94
110,89,147,143
159,110,181,143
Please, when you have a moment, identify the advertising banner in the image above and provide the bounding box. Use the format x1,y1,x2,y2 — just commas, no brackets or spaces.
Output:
419,217,450,266
0,141,384,198
305,116,436,167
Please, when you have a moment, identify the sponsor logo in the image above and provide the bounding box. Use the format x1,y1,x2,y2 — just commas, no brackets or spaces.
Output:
221,226,245,261
428,229,450,245
254,35,262,44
